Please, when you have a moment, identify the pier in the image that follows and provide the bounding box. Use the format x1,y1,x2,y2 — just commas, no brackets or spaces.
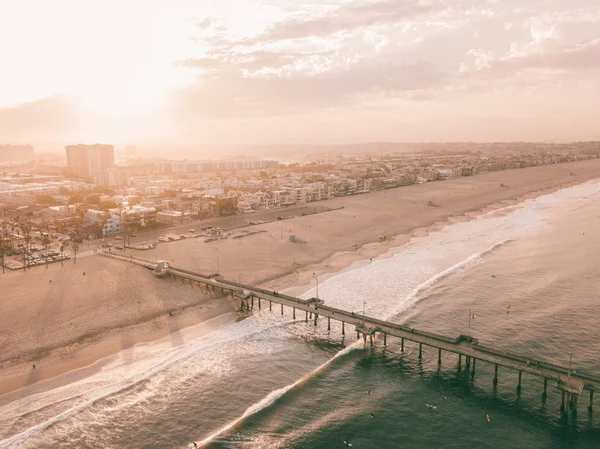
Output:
102,252,600,415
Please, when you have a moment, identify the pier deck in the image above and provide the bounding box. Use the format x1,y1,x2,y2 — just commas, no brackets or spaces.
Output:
101,252,600,409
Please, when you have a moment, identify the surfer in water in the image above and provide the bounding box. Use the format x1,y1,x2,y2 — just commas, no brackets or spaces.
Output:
426,403,437,410
486,413,491,423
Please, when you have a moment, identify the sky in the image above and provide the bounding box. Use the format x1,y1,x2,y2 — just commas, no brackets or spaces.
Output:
1,0,600,146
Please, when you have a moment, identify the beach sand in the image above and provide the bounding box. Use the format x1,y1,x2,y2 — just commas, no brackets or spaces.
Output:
2,159,600,397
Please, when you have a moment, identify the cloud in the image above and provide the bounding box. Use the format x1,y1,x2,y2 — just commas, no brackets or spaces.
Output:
181,50,336,74
195,17,212,30
467,37,600,77
243,0,441,44
172,60,441,120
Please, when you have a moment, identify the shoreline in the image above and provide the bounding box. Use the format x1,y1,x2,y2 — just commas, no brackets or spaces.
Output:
264,175,591,293
1,162,600,400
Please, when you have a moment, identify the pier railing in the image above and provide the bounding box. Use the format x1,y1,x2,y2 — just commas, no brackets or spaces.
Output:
99,251,600,415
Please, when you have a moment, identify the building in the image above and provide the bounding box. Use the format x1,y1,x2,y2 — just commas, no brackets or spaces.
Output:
115,169,130,186
0,145,34,162
92,168,131,187
66,144,115,178
86,208,124,236
93,168,116,187
121,205,157,228
48,205,77,217
157,210,183,224
216,197,237,217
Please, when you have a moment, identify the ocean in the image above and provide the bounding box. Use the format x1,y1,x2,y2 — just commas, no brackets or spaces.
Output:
1,180,600,449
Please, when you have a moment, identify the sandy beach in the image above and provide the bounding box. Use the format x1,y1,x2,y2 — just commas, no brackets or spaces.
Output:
2,158,600,397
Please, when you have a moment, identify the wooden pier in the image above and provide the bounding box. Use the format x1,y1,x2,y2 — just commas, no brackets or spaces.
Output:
101,252,600,415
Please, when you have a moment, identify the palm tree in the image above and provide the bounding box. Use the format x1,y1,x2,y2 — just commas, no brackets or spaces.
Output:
41,234,51,251
73,242,79,263
23,226,32,251
41,234,51,268
21,225,32,270
0,245,5,274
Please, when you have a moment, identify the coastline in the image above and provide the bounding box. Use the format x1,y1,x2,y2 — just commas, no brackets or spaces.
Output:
263,176,591,292
2,160,600,399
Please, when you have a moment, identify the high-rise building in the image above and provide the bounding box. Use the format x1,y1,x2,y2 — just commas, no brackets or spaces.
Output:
65,144,115,178
92,168,130,187
0,145,34,162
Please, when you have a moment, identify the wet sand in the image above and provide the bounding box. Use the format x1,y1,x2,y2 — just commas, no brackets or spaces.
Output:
0,257,238,397
2,159,600,397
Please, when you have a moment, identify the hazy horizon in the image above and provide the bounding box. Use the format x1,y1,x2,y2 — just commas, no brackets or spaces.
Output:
2,0,600,145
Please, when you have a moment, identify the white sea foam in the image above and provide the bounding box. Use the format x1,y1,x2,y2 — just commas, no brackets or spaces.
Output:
3,179,600,448
195,344,358,448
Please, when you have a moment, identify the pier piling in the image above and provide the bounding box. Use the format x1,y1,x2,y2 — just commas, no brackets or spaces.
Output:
305,311,308,322
542,378,548,401
101,253,600,419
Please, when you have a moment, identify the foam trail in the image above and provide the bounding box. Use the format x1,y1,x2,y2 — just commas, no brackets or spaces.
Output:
388,239,512,319
191,240,512,448
10,180,600,447
0,316,301,448
194,344,359,448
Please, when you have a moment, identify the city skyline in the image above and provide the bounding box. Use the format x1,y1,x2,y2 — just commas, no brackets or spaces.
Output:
1,0,600,145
